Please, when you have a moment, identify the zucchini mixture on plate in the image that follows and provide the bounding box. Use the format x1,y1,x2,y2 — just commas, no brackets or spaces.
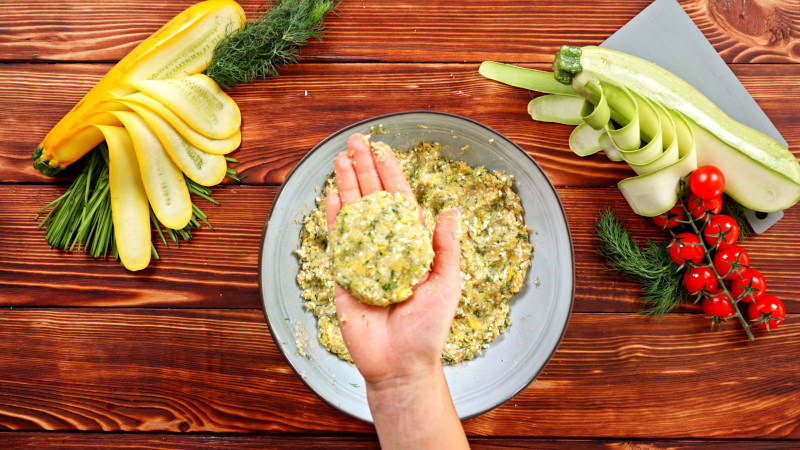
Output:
296,141,533,364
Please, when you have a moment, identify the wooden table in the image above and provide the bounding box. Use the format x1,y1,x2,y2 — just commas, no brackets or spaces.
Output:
1,0,799,447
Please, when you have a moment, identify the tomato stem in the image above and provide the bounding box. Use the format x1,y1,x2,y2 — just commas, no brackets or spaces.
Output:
678,180,754,341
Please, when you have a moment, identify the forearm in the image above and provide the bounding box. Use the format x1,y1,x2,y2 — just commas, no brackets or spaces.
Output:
366,365,469,450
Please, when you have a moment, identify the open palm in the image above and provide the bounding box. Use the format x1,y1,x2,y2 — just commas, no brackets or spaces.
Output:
325,133,461,384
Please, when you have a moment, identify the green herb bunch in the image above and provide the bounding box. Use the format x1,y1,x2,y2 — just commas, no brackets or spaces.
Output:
595,178,756,336
206,0,340,89
594,208,686,317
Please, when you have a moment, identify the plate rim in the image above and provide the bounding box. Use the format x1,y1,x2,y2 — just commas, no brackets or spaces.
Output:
258,109,575,422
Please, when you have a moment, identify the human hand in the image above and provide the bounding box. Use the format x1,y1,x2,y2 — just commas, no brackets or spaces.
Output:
325,132,462,385
325,132,468,449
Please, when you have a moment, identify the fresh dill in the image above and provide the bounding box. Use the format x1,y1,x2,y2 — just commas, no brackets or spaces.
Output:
206,0,340,90
594,208,687,317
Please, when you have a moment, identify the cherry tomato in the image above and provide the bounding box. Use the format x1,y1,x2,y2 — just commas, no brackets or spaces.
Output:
703,214,740,249
689,166,726,200
731,268,767,303
687,193,722,219
702,290,736,319
653,205,685,229
683,266,718,295
713,245,749,279
748,294,785,330
668,232,704,266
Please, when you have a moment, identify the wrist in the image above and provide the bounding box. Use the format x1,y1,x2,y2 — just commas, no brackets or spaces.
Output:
365,362,443,406
365,364,468,449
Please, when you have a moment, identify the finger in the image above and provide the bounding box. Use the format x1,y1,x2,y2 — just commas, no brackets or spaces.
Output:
372,141,415,201
334,151,361,204
348,133,383,196
371,141,424,224
325,190,342,235
429,208,461,281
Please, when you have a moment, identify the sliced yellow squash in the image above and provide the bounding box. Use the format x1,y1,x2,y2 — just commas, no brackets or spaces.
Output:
33,0,246,175
114,92,241,155
129,73,241,139
95,125,151,272
111,111,192,230
123,102,228,186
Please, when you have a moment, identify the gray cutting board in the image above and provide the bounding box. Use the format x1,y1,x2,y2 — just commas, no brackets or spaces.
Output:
601,0,786,228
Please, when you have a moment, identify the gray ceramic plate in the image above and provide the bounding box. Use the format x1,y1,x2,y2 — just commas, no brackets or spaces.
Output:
259,111,574,423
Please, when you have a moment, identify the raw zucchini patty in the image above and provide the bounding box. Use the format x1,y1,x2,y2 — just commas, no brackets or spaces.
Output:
329,191,433,306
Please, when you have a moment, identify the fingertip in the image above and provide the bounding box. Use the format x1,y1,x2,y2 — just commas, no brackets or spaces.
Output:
347,132,370,156
334,151,361,204
334,151,351,171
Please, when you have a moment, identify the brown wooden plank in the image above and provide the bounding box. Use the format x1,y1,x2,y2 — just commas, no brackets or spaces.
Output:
2,63,799,186
0,1,648,63
470,313,800,439
0,433,797,449
1,185,798,311
683,0,800,63
0,185,274,308
0,309,797,437
2,1,795,65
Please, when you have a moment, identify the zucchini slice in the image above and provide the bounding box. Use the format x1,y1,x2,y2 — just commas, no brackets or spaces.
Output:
96,125,151,271
111,111,192,230
129,74,241,140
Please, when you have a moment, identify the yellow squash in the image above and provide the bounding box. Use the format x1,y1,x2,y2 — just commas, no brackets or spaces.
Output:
33,0,245,176
96,125,152,271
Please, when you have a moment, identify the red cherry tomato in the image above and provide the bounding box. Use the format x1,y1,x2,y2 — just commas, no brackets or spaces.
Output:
748,294,785,330
653,205,685,229
668,232,704,266
703,214,740,249
689,166,726,200
731,268,767,303
713,245,749,279
702,290,735,319
687,193,722,219
683,266,718,295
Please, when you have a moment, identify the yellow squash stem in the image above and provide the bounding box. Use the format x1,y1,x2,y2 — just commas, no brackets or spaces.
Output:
33,0,246,176
96,125,151,271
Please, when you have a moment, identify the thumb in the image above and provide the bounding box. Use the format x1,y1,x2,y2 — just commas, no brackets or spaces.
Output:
430,208,461,280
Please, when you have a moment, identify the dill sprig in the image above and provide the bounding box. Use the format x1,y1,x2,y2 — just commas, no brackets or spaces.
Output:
594,208,687,317
206,0,340,90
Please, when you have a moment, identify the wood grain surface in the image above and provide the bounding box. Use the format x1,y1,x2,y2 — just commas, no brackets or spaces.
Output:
2,63,799,185
0,309,798,438
1,0,799,446
2,185,798,311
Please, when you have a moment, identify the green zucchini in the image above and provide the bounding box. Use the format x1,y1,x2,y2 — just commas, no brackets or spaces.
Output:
527,94,585,125
479,61,579,96
555,45,800,212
